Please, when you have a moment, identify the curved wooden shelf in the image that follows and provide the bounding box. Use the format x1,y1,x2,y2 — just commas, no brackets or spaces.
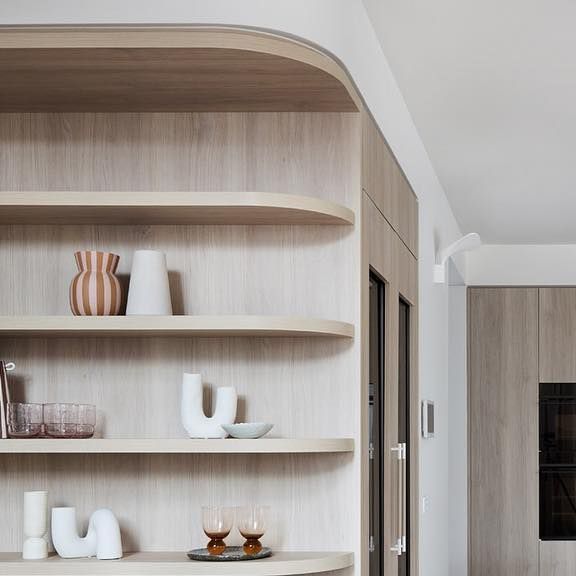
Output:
0,27,361,112
0,316,354,338
0,438,354,454
0,551,354,575
0,192,355,226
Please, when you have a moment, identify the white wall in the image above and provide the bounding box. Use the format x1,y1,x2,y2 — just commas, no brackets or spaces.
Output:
0,2,465,574
468,244,576,285
447,263,467,576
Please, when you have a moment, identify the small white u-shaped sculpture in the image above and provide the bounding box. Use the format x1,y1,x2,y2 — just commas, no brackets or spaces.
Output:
181,373,237,439
51,507,123,560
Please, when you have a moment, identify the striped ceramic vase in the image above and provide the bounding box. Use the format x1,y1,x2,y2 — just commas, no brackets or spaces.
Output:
70,251,122,316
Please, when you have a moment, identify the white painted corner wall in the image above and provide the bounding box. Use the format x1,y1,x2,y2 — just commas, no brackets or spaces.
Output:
0,2,466,575
467,244,576,286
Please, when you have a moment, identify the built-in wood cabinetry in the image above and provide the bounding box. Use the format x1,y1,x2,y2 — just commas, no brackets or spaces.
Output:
362,109,418,576
539,288,576,382
361,112,418,257
470,287,576,576
0,26,419,576
540,541,576,576
468,288,539,576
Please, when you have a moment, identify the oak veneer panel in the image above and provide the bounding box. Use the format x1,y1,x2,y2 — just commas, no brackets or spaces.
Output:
468,288,538,576
0,551,354,575
0,316,354,339
0,48,357,113
0,438,355,454
361,113,418,257
0,192,355,226
0,113,358,208
540,542,576,576
539,287,576,382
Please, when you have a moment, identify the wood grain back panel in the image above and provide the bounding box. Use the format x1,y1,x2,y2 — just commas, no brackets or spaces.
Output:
0,113,358,206
468,288,539,576
0,111,363,559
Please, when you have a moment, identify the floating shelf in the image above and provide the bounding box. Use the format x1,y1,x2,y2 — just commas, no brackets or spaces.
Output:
0,438,354,454
0,192,355,226
0,551,354,575
0,316,354,339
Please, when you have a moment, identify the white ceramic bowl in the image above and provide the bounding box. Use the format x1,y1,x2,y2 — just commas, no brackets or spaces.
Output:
222,423,274,439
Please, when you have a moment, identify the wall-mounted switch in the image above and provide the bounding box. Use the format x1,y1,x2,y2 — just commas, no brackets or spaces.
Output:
421,400,435,438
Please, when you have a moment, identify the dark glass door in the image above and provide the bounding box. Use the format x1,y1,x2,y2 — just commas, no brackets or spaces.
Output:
541,468,576,539
541,383,576,466
398,299,410,576
540,383,576,539
369,274,385,576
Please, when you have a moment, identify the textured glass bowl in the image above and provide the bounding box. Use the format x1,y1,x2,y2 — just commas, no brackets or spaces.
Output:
7,403,43,438
43,403,96,438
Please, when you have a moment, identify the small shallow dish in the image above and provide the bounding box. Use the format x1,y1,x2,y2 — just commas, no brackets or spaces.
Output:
188,546,272,561
222,422,274,439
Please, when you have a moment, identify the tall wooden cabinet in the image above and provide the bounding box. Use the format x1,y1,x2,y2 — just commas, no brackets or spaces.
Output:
469,287,576,576
468,288,539,576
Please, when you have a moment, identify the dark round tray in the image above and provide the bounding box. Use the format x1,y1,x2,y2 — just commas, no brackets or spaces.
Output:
187,546,272,561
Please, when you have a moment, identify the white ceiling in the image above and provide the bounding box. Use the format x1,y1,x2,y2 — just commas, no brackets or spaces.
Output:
363,0,576,244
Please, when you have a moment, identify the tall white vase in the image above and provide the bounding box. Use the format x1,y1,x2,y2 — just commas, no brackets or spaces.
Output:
22,491,48,560
126,250,172,315
51,507,123,560
181,373,237,439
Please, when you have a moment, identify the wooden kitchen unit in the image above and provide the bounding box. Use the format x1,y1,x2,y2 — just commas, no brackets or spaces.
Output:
469,287,576,576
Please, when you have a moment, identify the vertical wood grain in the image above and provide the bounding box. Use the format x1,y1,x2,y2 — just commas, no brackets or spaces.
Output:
0,111,363,563
540,541,576,576
468,288,538,576
361,112,418,257
539,288,576,382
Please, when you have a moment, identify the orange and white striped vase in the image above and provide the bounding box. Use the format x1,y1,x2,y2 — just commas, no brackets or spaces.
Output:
69,251,122,316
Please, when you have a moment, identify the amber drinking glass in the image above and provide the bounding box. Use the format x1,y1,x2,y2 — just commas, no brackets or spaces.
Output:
237,505,269,555
202,506,234,556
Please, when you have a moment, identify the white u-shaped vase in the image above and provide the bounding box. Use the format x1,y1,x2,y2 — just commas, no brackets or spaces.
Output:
181,373,237,439
51,507,123,560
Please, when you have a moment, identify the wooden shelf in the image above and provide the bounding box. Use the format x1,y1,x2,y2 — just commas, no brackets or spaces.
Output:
0,551,354,575
0,27,361,112
0,438,354,454
0,316,354,339
0,192,355,226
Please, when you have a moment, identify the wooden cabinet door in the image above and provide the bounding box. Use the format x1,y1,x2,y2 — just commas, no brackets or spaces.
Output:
361,112,418,257
540,288,576,382
541,541,576,576
468,288,539,576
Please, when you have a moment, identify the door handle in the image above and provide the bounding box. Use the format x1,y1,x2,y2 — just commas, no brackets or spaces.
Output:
390,443,406,556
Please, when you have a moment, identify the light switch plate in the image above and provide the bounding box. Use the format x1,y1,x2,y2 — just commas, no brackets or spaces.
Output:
421,400,435,438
